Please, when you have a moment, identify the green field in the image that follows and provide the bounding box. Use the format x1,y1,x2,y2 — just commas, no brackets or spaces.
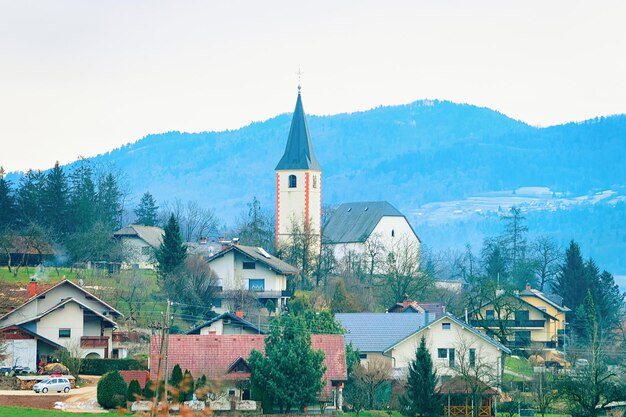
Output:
0,407,122,417
505,355,534,376
0,266,82,284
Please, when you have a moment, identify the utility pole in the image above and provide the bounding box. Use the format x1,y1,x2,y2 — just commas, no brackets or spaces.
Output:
150,298,171,417
163,299,171,406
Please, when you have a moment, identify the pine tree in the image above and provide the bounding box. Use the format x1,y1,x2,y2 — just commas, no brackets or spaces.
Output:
552,240,587,310
16,169,45,228
170,364,184,402
248,315,326,413
96,173,123,229
401,336,442,417
127,379,142,402
69,161,97,232
41,162,69,236
594,270,624,330
134,191,159,226
155,214,187,279
0,167,16,230
180,369,194,402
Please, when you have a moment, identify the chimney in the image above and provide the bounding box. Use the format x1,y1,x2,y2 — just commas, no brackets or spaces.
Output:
235,311,244,319
218,237,224,242
525,283,532,291
464,308,469,323
232,237,240,246
28,279,37,298
199,237,208,244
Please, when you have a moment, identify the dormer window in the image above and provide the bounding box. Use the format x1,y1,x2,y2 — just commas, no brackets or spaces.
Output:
289,175,297,188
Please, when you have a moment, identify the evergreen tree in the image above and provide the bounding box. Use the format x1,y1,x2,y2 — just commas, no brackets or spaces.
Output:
155,214,187,279
16,169,45,228
0,167,16,230
482,240,507,284
552,240,587,310
96,173,123,229
69,161,97,232
248,315,326,413
180,369,195,402
170,364,184,401
97,370,128,409
41,162,69,236
134,191,159,226
401,336,442,417
127,379,142,402
593,269,624,331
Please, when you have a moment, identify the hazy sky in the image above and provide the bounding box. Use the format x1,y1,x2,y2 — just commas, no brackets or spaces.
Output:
1,1,625,172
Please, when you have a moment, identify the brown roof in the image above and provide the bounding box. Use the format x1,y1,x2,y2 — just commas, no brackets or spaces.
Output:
4,236,55,255
150,334,347,389
388,300,446,315
436,376,498,395
120,370,150,389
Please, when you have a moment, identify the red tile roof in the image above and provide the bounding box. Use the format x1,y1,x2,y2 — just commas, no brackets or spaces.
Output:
150,334,347,389
120,370,150,389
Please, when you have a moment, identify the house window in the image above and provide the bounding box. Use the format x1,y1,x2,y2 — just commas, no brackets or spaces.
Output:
448,349,455,368
486,310,495,320
391,229,395,237
249,279,265,292
442,322,451,330
141,246,151,256
515,310,529,322
515,331,531,347
469,349,476,368
289,175,297,188
243,261,256,270
538,306,547,312
359,353,368,360
228,390,236,397
59,328,71,338
437,348,447,359
312,175,317,189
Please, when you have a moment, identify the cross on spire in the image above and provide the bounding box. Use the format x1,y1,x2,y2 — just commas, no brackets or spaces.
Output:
296,68,303,93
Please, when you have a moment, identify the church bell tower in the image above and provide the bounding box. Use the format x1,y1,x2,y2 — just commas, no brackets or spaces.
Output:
275,85,322,254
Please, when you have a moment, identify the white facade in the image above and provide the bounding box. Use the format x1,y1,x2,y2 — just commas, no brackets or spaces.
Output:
120,236,156,270
276,169,322,253
209,251,287,294
1,339,37,370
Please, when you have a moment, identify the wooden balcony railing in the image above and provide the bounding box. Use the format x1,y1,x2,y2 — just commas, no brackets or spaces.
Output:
80,336,109,348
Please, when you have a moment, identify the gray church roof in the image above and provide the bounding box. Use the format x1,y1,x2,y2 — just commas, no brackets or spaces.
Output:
275,90,321,171
323,201,409,244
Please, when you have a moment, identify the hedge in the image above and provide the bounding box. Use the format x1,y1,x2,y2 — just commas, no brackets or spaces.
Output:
80,358,147,375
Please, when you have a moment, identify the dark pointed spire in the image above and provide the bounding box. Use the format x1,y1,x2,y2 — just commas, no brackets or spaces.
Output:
275,89,321,171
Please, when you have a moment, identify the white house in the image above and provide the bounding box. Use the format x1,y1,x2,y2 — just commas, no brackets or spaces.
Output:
0,279,123,370
323,201,420,271
113,224,164,269
336,312,510,385
185,312,264,335
206,244,298,312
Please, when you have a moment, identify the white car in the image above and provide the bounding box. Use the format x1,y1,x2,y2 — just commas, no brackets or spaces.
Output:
33,377,71,393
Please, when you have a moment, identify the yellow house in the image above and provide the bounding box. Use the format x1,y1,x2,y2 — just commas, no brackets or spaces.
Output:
470,285,570,353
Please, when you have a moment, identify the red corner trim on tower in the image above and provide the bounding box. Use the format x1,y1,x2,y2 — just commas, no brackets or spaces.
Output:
276,172,280,249
305,172,310,232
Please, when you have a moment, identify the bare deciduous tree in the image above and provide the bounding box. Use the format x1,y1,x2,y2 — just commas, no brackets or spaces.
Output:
350,358,393,409
531,236,562,292
161,199,220,242
378,236,430,305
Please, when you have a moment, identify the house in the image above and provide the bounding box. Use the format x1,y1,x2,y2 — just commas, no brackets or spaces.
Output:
0,235,55,268
205,244,297,312
113,224,164,269
336,312,510,384
0,279,123,370
186,312,265,335
387,298,447,315
470,284,570,354
149,334,347,407
322,201,421,270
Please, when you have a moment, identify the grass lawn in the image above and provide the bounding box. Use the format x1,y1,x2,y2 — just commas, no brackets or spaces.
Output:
0,406,123,417
505,355,534,376
0,266,82,284
498,414,570,417
345,411,405,417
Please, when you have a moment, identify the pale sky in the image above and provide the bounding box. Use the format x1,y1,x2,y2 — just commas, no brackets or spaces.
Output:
1,0,625,173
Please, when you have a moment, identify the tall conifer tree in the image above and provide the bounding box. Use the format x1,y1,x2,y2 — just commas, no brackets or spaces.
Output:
134,192,159,226
0,167,16,230
401,336,442,417
155,214,187,278
552,240,586,310
42,162,69,236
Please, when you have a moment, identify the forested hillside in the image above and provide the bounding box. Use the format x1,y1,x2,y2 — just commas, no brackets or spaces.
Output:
6,99,626,274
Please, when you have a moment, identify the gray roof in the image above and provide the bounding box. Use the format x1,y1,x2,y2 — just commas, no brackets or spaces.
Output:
336,312,511,354
336,313,429,352
114,224,164,249
519,289,571,312
207,244,298,275
323,201,415,244
186,312,265,335
275,91,321,171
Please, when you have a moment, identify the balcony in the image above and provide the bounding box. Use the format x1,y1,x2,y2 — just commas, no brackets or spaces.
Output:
509,340,557,349
471,319,546,328
112,332,140,343
80,336,109,348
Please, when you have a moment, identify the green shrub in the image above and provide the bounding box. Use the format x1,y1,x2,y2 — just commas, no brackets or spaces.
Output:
97,370,128,409
180,370,195,402
144,378,155,400
80,358,146,375
127,379,142,402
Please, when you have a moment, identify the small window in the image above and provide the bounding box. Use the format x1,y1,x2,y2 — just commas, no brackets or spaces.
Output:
312,175,317,189
486,310,495,320
448,348,455,368
59,328,71,338
442,322,451,330
243,261,256,270
437,348,447,359
228,390,236,397
359,353,368,360
469,348,476,367
249,279,265,292
141,246,151,256
391,229,395,237
538,306,547,312
288,175,297,188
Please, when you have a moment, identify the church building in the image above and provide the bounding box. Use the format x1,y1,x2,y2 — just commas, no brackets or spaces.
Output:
275,86,322,255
